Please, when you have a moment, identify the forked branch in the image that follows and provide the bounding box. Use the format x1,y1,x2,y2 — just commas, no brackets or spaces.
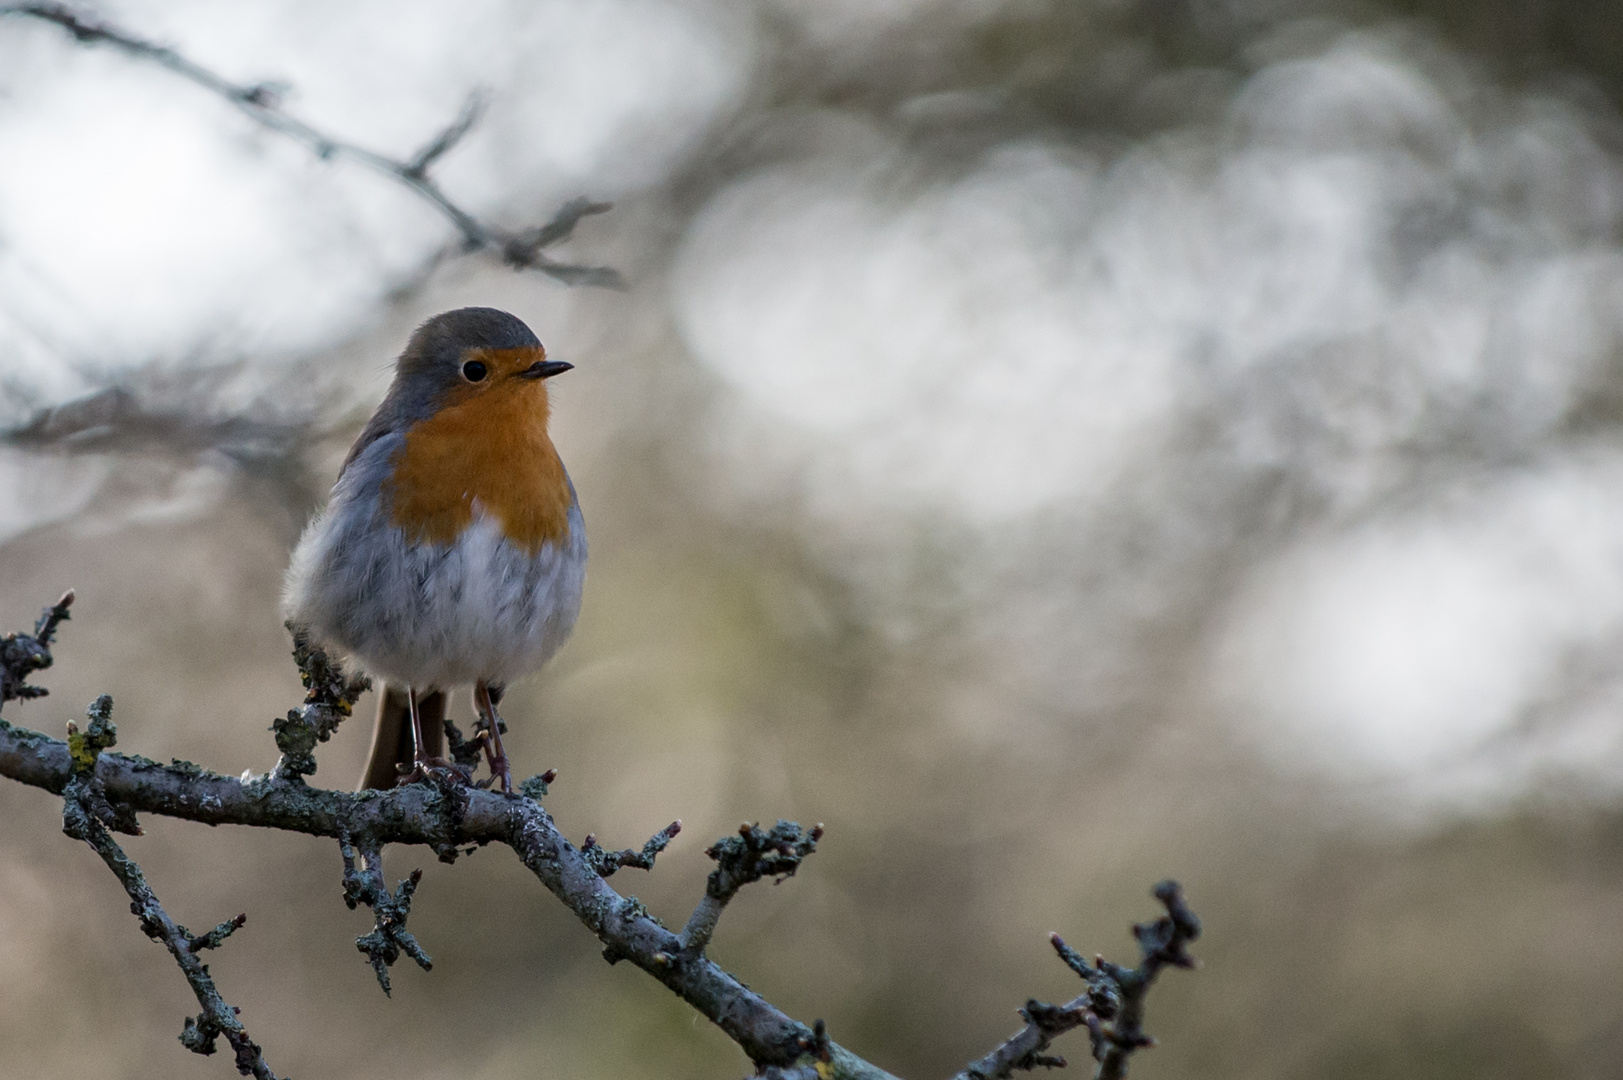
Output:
59,693,277,1079
0,2,624,286
0,593,1198,1079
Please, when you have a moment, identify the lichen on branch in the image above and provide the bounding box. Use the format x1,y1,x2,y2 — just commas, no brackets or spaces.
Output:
270,624,369,781
339,830,432,996
0,591,1199,1080
60,697,280,1080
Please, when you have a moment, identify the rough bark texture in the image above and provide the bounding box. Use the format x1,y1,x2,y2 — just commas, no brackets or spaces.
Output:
1,592,1197,1080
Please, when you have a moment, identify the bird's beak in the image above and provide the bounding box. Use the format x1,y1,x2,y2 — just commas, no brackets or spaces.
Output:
516,359,573,380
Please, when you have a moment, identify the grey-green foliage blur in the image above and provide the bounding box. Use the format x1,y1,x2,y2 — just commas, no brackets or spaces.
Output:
1,1,1622,1078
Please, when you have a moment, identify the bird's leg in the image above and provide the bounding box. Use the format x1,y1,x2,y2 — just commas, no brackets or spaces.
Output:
475,680,512,794
407,686,428,758
400,686,434,781
400,686,457,784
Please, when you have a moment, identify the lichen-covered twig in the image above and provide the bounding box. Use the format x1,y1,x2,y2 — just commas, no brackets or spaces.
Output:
64,693,141,835
270,624,370,781
338,830,432,996
679,820,823,956
0,588,72,704
581,820,682,878
59,698,279,1080
0,2,623,287
951,881,1202,1080
0,594,1197,1080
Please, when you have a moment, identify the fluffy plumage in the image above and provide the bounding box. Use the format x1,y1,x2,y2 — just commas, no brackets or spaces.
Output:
282,432,585,687
281,308,586,789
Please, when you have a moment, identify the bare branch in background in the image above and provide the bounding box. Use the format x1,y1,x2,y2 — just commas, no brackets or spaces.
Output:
0,595,1199,1080
0,2,624,287
3,385,315,459
0,380,341,543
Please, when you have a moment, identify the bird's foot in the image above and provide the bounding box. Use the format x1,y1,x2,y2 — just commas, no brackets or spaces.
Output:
472,683,515,795
396,756,471,786
489,753,512,795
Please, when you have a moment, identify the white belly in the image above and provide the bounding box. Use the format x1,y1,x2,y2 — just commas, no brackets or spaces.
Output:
283,493,587,690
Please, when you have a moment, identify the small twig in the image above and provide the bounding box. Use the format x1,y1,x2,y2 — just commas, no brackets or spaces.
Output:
338,829,432,996
0,2,624,287
187,913,249,953
403,89,486,178
269,624,369,781
679,820,822,956
59,703,278,1079
441,716,486,773
952,882,1201,1080
580,820,682,878
65,694,140,835
0,589,73,705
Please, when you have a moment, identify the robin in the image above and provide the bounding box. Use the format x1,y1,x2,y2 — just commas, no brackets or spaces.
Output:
281,307,585,793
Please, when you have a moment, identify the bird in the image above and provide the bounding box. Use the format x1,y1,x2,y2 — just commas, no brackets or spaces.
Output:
281,307,586,793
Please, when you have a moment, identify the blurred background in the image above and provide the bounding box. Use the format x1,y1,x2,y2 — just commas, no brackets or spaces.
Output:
1,0,1621,1076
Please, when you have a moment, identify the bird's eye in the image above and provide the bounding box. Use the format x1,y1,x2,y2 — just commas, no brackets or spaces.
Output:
462,360,488,382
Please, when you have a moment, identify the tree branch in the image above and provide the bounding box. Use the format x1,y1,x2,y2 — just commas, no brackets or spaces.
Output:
581,819,683,878
680,819,823,957
0,593,1198,1080
0,2,624,287
59,697,279,1079
951,882,1201,1080
0,588,72,702
338,829,432,996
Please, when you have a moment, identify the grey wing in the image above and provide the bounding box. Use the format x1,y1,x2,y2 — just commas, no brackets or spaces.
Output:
338,407,398,481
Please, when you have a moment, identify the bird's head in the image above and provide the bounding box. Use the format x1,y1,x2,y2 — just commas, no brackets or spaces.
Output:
390,307,572,423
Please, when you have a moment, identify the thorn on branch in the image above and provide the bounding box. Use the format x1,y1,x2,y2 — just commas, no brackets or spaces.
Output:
339,830,432,996
0,589,73,706
581,820,681,878
270,624,369,781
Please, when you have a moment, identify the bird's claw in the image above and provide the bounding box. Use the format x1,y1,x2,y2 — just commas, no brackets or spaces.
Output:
397,756,472,787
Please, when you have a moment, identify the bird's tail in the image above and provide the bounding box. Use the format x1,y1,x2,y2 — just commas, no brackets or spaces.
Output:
358,684,445,791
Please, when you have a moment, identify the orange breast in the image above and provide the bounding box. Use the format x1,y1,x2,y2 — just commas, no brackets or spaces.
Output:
385,381,572,553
